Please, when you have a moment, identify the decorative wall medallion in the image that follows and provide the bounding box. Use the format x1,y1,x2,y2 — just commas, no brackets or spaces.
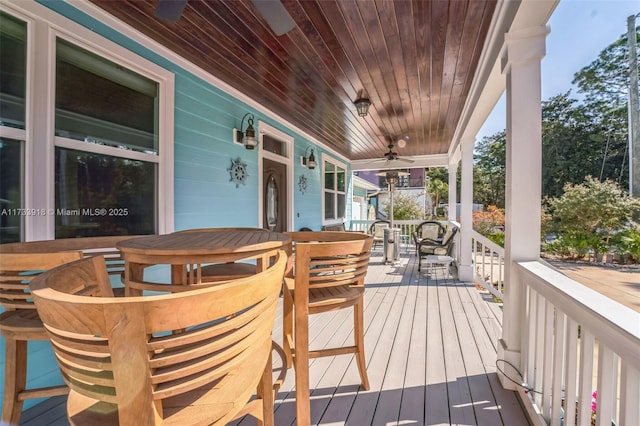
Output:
298,174,308,194
228,157,248,188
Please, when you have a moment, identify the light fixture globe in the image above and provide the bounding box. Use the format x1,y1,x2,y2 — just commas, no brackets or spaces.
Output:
354,97,371,117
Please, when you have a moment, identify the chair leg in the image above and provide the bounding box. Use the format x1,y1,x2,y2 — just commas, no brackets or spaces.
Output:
293,307,310,426
353,300,370,390
282,290,294,369
2,338,27,426
257,349,274,426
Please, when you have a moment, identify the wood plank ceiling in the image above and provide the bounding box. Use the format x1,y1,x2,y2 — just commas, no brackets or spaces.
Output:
88,0,497,162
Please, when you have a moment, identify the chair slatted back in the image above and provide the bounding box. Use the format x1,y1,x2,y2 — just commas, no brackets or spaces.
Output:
286,232,373,292
0,235,145,278
30,250,286,425
0,252,84,311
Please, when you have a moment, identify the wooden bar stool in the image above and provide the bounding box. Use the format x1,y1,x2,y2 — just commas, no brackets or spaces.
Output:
0,251,83,425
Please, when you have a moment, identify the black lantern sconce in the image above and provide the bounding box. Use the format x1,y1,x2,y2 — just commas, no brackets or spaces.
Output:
234,113,258,149
353,96,371,117
301,146,317,170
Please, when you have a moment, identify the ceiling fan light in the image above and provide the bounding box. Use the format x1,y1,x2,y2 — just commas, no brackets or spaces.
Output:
354,97,371,117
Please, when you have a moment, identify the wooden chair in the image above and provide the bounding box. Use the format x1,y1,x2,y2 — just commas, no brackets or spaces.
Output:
368,220,390,250
416,225,459,271
0,235,143,424
29,250,287,425
282,231,373,425
412,220,447,253
321,223,346,231
0,251,84,425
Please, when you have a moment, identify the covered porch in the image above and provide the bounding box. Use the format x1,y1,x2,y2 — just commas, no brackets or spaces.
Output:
19,248,528,426
1,0,638,425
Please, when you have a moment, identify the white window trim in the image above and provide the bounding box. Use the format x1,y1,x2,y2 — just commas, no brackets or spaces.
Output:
1,1,175,240
321,153,347,225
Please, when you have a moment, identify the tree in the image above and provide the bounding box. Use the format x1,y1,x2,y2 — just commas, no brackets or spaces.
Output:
383,191,423,220
474,132,506,207
545,176,640,255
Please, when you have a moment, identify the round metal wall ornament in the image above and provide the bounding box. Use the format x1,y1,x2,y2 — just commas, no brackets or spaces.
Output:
228,157,248,188
298,174,308,194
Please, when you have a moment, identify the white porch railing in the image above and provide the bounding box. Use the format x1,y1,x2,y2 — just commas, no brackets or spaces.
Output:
349,219,425,251
516,261,640,426
471,229,505,299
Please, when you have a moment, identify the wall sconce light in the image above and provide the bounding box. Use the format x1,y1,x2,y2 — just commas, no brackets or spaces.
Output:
234,113,258,149
354,96,371,117
301,146,317,169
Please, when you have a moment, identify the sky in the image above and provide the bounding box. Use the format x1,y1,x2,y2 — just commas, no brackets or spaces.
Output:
477,0,640,140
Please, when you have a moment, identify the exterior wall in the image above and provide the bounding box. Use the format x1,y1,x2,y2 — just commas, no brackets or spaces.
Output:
0,0,350,410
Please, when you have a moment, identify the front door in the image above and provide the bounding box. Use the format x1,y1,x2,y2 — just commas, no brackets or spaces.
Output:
263,158,287,232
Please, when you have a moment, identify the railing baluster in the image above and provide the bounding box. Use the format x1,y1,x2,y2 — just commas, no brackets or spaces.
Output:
619,360,640,425
542,302,555,421
564,318,579,426
551,310,566,426
596,343,615,426
534,290,546,407
577,330,595,426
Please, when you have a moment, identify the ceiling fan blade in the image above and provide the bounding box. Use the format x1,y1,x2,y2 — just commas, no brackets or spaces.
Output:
396,157,415,164
251,0,296,36
155,0,187,22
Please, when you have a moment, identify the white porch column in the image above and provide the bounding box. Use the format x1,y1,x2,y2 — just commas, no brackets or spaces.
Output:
448,160,458,222
458,138,474,281
497,25,549,390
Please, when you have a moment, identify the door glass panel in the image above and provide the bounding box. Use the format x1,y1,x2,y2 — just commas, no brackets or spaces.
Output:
0,12,27,130
266,175,278,231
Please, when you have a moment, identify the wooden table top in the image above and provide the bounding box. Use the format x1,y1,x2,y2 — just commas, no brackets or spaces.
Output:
116,230,291,256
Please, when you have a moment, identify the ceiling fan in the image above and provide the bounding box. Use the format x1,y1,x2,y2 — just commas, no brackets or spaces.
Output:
155,0,295,36
372,142,414,165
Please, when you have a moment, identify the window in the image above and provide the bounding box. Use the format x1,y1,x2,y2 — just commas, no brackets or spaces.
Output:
0,5,173,241
0,11,26,242
54,38,159,237
323,158,346,222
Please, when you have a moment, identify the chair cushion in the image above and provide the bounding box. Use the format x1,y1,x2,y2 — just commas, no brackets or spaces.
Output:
421,225,440,240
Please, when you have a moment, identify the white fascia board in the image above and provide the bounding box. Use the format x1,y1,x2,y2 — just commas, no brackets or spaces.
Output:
448,0,559,159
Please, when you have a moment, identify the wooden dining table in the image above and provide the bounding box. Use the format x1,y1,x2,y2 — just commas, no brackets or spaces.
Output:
116,229,291,296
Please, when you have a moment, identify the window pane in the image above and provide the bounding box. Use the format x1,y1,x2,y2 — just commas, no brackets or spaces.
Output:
337,194,346,219
55,147,155,238
55,39,159,154
262,134,286,157
324,192,335,220
0,138,23,242
337,166,345,192
324,161,335,189
0,12,27,130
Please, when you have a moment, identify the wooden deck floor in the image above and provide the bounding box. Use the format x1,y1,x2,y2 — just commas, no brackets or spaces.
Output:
20,250,529,426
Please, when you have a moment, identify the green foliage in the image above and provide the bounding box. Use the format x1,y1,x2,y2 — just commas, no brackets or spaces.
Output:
383,191,423,220
544,177,640,256
612,226,640,262
473,132,506,208
426,170,448,216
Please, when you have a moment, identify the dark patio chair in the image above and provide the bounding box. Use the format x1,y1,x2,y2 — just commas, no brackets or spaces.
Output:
368,220,390,250
412,221,447,253
416,225,459,271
